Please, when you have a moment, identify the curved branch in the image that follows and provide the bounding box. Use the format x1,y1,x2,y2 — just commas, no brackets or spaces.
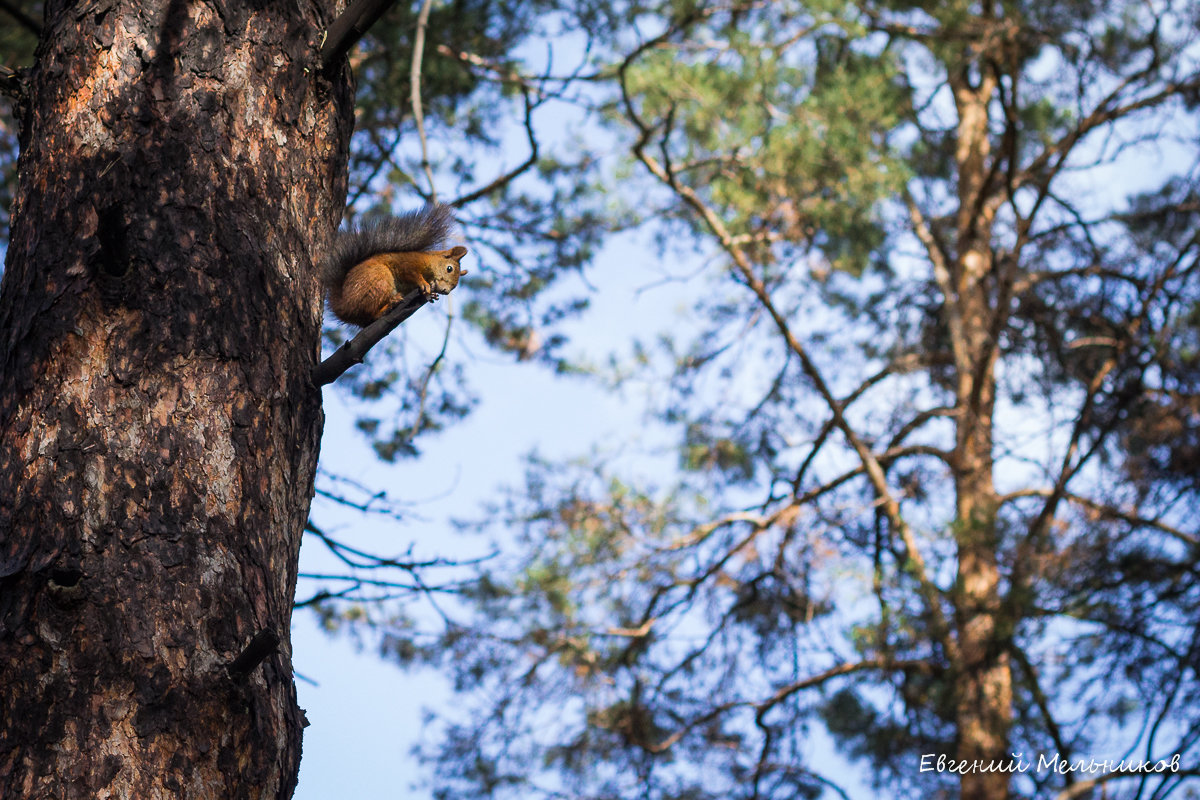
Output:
452,88,540,206
405,293,455,440
433,46,543,207
906,189,966,372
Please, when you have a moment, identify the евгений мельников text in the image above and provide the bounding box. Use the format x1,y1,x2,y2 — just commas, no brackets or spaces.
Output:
919,752,1182,776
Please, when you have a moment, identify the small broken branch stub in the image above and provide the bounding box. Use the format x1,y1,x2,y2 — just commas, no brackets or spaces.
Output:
227,630,281,679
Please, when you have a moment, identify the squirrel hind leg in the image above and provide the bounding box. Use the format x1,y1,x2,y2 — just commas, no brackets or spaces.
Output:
334,259,401,325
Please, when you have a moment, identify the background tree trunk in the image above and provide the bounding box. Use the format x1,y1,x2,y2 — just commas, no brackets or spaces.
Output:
0,2,352,796
951,71,1012,800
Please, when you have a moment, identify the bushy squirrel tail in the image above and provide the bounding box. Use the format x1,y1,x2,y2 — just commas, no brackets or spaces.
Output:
321,203,457,287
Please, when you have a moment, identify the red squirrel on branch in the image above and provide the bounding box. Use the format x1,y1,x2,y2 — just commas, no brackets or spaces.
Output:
322,204,468,327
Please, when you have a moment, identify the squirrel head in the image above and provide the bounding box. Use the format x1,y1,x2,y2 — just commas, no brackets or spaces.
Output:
429,245,469,294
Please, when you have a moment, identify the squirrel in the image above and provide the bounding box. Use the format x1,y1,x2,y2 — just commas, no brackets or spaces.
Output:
321,203,468,327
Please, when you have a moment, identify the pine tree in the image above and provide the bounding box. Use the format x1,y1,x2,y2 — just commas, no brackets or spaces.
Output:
415,2,1200,799
0,2,352,794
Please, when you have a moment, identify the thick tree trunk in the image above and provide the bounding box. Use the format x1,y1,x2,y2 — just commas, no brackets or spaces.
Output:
950,68,1013,800
0,2,352,797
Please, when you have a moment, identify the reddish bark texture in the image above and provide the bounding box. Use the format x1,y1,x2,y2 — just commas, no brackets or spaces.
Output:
0,1,353,797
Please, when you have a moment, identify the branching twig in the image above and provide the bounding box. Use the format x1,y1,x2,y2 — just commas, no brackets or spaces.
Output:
452,88,540,206
406,301,455,440
431,44,548,207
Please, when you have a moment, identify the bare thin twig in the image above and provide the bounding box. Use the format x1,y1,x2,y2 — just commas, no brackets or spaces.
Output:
408,309,455,440
410,0,437,201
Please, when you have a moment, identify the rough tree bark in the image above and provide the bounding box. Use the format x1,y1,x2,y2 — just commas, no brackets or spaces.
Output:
0,1,353,797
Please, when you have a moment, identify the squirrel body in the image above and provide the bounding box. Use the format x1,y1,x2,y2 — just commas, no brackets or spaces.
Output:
322,204,468,327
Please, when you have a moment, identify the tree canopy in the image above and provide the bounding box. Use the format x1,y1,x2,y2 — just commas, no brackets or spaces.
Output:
387,2,1200,799
4,0,1200,798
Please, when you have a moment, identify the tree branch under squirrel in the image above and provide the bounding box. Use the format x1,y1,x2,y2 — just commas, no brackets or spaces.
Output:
312,290,429,386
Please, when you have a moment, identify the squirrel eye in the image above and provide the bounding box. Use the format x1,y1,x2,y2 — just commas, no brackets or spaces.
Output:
446,264,454,273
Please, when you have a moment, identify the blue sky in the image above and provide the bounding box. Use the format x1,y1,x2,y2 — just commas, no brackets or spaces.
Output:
293,229,688,798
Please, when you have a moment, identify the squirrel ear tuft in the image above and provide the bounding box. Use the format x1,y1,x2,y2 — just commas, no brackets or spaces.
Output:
449,246,468,259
